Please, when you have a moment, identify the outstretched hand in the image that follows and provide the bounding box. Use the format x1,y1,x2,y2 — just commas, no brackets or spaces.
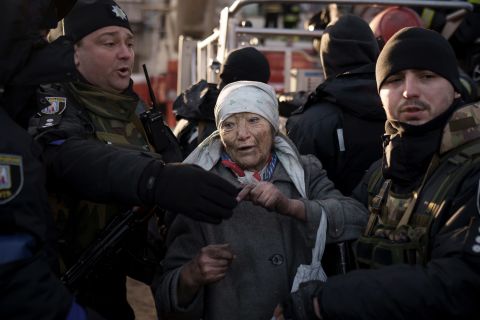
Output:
154,164,238,223
236,181,290,213
237,182,306,220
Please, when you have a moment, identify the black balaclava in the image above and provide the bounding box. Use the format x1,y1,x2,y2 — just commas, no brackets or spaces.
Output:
382,101,462,191
376,27,462,92
64,0,131,43
377,27,463,190
319,14,379,79
218,47,270,89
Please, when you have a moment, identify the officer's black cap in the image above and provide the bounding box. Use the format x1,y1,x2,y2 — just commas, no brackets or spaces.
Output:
64,0,132,42
376,27,462,92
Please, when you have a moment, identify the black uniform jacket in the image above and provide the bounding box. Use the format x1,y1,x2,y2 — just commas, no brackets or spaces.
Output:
30,83,157,205
317,156,480,319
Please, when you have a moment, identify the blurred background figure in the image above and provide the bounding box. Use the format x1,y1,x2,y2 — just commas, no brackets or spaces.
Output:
369,6,478,102
369,6,423,49
287,15,385,197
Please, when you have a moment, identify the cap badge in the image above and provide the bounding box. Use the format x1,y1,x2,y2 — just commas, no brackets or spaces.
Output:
112,5,127,20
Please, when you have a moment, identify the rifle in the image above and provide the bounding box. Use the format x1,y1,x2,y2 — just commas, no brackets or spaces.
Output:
140,64,182,162
61,207,154,290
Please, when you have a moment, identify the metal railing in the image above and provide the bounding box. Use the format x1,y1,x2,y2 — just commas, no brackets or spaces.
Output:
178,0,473,92
229,0,473,14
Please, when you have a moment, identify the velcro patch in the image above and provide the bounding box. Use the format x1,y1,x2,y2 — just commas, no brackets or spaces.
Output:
39,114,62,129
465,218,480,256
0,154,23,204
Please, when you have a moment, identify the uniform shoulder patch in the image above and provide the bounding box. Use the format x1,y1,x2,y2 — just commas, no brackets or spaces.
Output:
36,94,67,129
40,96,67,115
0,154,23,204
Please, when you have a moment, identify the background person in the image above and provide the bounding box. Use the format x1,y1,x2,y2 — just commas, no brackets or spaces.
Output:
287,15,385,197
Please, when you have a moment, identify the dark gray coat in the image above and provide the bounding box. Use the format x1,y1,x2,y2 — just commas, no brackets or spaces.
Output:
155,154,367,320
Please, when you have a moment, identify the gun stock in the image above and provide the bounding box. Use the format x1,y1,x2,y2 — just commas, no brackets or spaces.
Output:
61,207,151,290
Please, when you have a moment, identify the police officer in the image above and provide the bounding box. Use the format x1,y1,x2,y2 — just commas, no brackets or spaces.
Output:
28,1,238,319
1,0,106,319
275,27,480,319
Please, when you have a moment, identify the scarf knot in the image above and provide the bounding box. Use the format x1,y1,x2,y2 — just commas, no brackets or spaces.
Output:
221,152,278,184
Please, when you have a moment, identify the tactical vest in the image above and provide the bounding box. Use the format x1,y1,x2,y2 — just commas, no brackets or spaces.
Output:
355,102,480,268
35,82,157,270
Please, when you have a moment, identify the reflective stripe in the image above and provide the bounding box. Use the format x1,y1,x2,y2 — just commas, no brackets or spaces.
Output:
421,8,435,28
49,139,66,145
460,77,473,95
476,179,480,216
66,301,87,320
337,128,345,152
0,234,35,264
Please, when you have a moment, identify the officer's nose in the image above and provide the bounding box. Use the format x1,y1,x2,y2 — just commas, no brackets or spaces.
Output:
118,43,134,60
402,73,421,99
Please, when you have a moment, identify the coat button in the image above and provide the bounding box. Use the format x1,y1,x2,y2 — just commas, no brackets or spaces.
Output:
269,254,284,265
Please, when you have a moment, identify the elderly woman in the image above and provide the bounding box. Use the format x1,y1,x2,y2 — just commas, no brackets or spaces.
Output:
154,81,367,320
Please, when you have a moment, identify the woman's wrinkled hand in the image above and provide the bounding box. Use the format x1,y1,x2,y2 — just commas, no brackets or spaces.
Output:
237,182,305,220
236,181,290,212
181,243,235,288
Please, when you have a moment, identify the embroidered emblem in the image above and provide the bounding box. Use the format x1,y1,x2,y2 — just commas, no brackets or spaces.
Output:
0,154,23,204
0,165,11,189
112,5,127,20
40,97,67,115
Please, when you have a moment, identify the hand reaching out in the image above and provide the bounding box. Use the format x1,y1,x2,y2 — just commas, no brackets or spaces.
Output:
236,182,306,220
236,181,289,212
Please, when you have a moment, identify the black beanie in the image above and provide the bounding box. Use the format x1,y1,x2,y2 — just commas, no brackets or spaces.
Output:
320,14,379,79
219,47,270,86
64,0,131,42
376,27,461,92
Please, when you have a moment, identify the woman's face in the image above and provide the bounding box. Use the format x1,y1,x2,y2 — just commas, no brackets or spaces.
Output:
220,112,274,171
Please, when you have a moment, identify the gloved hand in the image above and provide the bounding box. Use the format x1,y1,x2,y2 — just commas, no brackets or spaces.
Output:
279,280,324,320
139,161,238,223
